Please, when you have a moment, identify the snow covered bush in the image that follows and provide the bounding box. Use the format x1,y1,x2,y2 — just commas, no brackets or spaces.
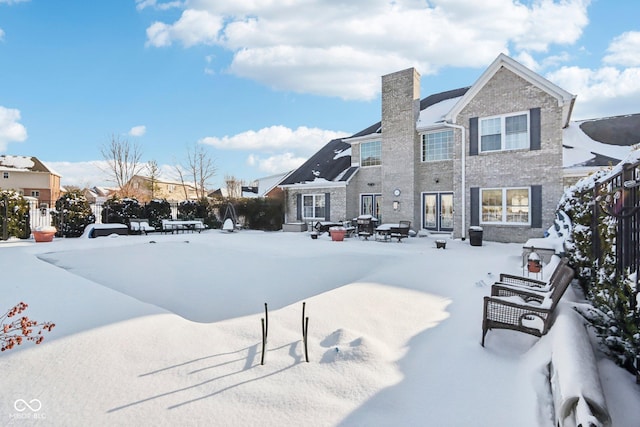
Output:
559,169,639,374
177,199,220,229
143,198,172,230
0,190,31,240
1,302,55,352
51,190,96,237
101,197,143,224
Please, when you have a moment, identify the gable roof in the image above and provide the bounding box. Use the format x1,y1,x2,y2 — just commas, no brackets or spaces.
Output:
563,113,640,169
0,155,59,175
445,53,576,127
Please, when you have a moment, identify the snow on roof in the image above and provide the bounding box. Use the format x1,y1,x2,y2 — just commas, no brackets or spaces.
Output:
416,96,463,130
563,120,638,169
0,155,35,171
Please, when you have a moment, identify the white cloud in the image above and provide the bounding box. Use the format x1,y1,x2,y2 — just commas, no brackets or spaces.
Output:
547,65,640,120
604,31,640,67
45,160,113,188
200,125,348,154
143,0,591,100
246,152,307,174
0,106,27,152
0,0,30,4
146,9,223,48
0,28,5,42
135,0,184,11
129,125,147,137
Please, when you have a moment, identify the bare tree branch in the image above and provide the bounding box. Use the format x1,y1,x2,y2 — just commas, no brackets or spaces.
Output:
100,135,144,197
183,144,217,200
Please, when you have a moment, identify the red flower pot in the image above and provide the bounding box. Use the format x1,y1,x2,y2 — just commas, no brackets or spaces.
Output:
330,229,346,241
33,230,56,243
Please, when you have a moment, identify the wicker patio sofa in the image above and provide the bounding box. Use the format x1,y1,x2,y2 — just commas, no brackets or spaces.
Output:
481,265,575,346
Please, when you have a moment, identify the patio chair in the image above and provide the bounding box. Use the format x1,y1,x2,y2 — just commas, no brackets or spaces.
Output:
481,265,574,346
357,217,374,240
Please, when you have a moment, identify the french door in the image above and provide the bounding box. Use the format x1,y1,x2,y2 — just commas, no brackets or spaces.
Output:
361,194,382,221
423,192,453,231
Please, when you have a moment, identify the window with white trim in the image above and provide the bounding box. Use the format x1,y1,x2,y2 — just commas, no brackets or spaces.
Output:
481,187,530,224
422,130,453,161
31,190,40,197
480,112,529,152
360,140,381,167
2,172,8,179
303,194,325,219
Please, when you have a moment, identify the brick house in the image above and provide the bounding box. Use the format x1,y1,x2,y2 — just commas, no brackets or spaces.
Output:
279,54,578,243
0,155,61,206
126,174,199,202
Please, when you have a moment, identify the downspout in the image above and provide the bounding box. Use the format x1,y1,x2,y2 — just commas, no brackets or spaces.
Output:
442,122,467,240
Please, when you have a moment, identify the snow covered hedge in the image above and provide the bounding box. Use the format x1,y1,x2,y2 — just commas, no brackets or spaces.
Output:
559,168,639,375
0,190,30,239
177,199,221,229
52,190,96,237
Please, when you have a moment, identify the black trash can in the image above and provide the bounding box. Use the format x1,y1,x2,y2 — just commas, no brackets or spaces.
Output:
469,226,483,246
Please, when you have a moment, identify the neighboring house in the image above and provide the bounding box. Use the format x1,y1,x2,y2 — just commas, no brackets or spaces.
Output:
280,53,582,243
126,174,199,202
82,186,117,204
0,155,61,206
241,171,292,199
562,113,640,187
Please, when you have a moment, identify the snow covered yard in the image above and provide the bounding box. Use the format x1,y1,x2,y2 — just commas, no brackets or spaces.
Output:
1,230,639,426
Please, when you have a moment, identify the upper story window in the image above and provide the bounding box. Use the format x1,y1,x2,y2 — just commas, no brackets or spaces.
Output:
481,187,530,225
422,130,454,161
480,112,529,152
360,140,381,167
303,194,325,219
31,190,40,197
168,184,175,192
2,172,8,179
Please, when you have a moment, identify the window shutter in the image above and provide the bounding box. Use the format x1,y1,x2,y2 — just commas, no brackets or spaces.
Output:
324,193,331,220
296,193,302,220
469,117,478,156
531,185,542,228
470,187,479,226
530,108,541,150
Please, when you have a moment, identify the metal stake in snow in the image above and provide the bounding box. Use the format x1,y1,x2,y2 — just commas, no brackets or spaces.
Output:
261,303,268,365
302,302,309,363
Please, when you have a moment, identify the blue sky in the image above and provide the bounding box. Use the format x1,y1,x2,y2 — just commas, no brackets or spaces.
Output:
1,0,639,190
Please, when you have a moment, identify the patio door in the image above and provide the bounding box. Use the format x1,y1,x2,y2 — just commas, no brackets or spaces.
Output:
361,194,382,221
423,192,453,231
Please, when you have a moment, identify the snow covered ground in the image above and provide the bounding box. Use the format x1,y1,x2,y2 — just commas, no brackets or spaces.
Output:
1,230,639,426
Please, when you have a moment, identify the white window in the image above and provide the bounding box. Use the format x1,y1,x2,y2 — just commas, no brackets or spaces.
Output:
303,194,325,219
168,184,175,192
480,112,529,152
361,140,381,167
2,172,8,179
31,190,40,197
481,187,530,224
422,130,454,161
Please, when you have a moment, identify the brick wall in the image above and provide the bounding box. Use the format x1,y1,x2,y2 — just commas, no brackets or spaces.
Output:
381,68,421,225
454,67,565,242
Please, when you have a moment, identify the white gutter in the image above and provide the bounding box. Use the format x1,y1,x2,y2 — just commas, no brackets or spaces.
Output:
442,122,467,240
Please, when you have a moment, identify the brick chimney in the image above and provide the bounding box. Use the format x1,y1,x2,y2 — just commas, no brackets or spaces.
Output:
380,67,420,224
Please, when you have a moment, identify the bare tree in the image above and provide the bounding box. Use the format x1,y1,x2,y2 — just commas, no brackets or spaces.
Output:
224,175,243,199
101,135,144,197
182,144,217,200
